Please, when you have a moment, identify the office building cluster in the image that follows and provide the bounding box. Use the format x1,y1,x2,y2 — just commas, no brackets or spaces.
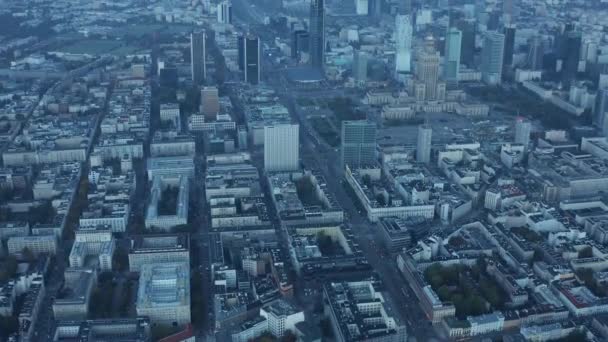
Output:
3,0,608,341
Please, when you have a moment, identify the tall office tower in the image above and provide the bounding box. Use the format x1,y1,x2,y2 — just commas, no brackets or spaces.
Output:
355,0,368,15
309,0,325,69
503,24,516,71
292,30,309,60
481,31,505,85
559,27,582,88
416,125,432,163
217,1,233,24
395,14,413,74
401,0,411,13
595,88,608,134
353,50,368,83
416,39,441,100
190,31,206,85
200,86,220,120
527,35,544,70
502,0,514,23
456,18,476,67
341,120,376,168
514,117,531,150
444,28,462,84
368,0,382,17
238,34,261,85
264,124,299,172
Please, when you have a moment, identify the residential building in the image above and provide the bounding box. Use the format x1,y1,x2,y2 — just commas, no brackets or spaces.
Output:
259,300,304,338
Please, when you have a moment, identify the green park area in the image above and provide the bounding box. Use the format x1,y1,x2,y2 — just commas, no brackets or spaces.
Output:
424,261,506,319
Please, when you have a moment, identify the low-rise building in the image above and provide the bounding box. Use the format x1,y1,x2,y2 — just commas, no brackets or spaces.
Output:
136,262,191,326
324,278,407,342
128,234,190,272
53,268,97,320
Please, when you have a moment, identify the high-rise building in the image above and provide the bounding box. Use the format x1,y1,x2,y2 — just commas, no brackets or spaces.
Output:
217,1,233,24
292,30,309,60
502,0,514,21
401,0,411,13
527,35,544,70
416,125,432,163
368,0,382,17
456,18,476,67
341,120,376,168
355,0,368,15
595,88,608,134
559,27,582,88
514,117,531,150
444,27,462,84
481,31,505,85
353,50,368,83
190,30,206,85
503,25,516,72
200,86,220,120
395,14,413,74
310,0,325,69
238,34,261,85
416,38,441,100
264,124,299,172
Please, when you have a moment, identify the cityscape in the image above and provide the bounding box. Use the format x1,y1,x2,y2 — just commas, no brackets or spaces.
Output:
2,0,608,341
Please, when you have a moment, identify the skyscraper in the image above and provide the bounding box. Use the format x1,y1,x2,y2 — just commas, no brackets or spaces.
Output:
238,34,261,85
341,121,376,168
559,27,582,88
456,18,476,67
190,31,206,85
527,35,544,70
309,0,325,69
416,125,432,163
264,124,299,172
444,27,462,84
481,31,505,85
395,14,413,74
217,1,233,24
503,24,516,73
514,117,531,150
353,50,368,83
594,88,608,134
355,0,368,15
416,38,441,100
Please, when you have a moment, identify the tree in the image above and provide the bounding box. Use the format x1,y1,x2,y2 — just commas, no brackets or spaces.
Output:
22,247,35,261
0,256,18,283
281,330,297,342
0,315,19,340
112,248,129,272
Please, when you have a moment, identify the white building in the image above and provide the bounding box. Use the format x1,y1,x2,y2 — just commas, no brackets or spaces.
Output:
264,124,299,172
259,299,305,338
7,235,57,256
160,103,181,129
395,14,413,74
467,312,505,336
